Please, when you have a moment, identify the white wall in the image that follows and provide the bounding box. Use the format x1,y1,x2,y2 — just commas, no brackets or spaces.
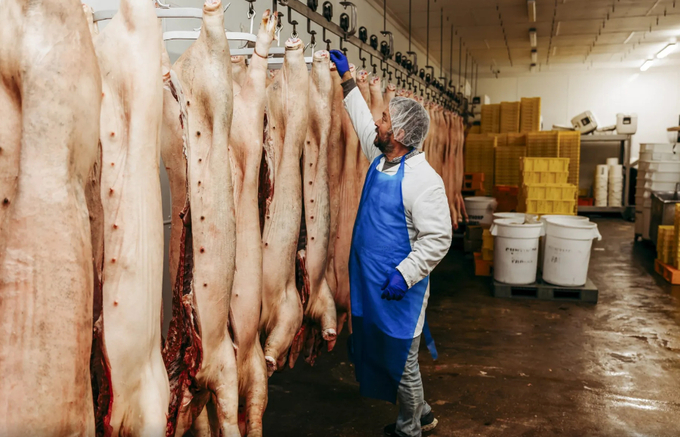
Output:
477,68,680,158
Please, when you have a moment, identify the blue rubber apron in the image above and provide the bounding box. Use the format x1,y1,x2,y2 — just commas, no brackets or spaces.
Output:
348,155,437,404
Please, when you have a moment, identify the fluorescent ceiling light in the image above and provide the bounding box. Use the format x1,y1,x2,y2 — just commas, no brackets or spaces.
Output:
623,31,635,44
530,28,537,48
527,0,537,22
657,42,677,59
640,59,655,71
530,63,537,73
531,49,538,63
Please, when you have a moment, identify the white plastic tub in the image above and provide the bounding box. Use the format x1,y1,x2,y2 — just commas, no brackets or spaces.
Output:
643,171,680,182
542,218,602,286
491,219,544,285
639,161,680,173
641,143,675,154
640,151,679,162
465,197,497,226
538,215,589,271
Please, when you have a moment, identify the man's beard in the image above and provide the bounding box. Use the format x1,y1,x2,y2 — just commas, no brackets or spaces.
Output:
374,131,394,154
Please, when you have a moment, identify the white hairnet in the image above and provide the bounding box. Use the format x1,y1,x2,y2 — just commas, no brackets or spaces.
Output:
388,97,431,149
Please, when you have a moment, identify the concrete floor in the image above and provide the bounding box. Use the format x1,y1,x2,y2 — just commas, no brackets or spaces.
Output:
263,218,680,436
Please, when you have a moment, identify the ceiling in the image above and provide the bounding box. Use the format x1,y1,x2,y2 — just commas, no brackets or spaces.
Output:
376,0,680,78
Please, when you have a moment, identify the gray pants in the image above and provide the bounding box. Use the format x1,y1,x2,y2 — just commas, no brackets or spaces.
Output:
396,335,432,437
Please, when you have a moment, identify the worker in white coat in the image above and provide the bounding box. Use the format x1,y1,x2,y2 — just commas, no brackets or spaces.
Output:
329,50,452,437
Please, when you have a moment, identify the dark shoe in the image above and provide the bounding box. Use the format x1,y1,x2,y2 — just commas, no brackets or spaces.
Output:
420,411,438,432
383,412,438,436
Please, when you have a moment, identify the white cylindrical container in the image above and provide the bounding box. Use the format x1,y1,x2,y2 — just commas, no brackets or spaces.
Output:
542,218,602,286
594,165,609,206
491,219,544,285
606,157,619,167
465,197,497,226
538,215,590,271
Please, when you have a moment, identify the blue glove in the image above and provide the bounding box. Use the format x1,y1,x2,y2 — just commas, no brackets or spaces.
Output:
381,270,408,301
329,49,350,78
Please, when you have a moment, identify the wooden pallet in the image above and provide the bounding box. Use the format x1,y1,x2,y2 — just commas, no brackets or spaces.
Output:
493,277,598,303
654,259,680,284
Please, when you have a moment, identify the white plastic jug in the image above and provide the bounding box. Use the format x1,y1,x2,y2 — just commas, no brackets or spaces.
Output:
491,219,544,285
542,218,602,287
465,197,497,226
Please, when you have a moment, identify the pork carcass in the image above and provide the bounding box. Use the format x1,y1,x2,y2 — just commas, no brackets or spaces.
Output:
93,0,170,434
384,82,396,106
324,65,346,349
289,50,337,366
368,76,384,121
0,0,101,434
260,38,309,374
164,0,240,435
328,63,362,340
356,70,371,105
229,10,277,437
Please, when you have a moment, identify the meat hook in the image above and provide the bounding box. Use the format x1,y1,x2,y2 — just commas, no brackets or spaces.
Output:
306,17,317,49
370,54,377,75
339,37,348,56
339,2,357,37
154,0,170,9
287,6,298,39
358,48,367,69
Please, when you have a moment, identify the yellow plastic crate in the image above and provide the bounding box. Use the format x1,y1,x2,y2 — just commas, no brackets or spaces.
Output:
520,157,570,173
527,131,560,157
465,134,497,194
488,133,508,148
520,97,541,133
525,199,576,215
521,171,569,185
483,230,493,250
495,147,526,186
482,247,494,261
481,104,501,134
507,133,527,147
558,131,581,187
500,101,521,133
523,184,578,200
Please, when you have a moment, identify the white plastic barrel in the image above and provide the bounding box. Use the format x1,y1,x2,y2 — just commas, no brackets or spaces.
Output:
491,219,544,285
492,213,538,224
538,215,589,270
465,197,497,226
542,218,602,286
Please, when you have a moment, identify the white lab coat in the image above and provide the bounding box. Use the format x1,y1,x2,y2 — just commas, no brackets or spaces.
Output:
343,86,453,337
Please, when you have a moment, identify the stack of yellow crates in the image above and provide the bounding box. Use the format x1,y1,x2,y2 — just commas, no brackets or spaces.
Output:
500,101,521,133
527,131,560,157
558,131,581,187
657,225,676,266
465,134,497,194
495,146,527,186
518,157,577,215
507,133,527,147
481,104,501,134
520,97,541,132
482,229,493,262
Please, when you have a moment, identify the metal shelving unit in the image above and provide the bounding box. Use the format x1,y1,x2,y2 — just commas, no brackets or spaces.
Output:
578,134,633,217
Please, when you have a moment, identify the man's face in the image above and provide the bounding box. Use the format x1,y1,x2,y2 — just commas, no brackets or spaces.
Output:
374,106,394,154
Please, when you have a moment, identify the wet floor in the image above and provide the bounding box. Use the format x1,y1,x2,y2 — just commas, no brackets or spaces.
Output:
263,218,680,436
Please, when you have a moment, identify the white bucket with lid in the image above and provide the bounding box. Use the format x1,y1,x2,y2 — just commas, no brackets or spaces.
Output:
491,219,544,285
538,215,589,271
492,213,538,224
542,218,602,287
465,197,497,226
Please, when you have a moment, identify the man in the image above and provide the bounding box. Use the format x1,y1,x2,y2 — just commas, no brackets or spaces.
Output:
328,50,452,437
